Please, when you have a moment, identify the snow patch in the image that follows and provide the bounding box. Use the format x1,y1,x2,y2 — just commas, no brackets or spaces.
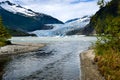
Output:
0,1,36,16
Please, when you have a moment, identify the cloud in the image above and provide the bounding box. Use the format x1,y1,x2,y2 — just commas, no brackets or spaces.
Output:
1,0,100,22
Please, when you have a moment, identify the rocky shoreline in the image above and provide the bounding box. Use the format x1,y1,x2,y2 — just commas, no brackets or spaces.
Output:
80,49,104,80
0,43,45,56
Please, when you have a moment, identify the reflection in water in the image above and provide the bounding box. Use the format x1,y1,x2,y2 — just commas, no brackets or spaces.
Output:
3,36,96,80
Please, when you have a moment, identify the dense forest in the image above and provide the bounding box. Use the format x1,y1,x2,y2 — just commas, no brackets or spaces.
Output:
93,0,120,80
0,16,11,46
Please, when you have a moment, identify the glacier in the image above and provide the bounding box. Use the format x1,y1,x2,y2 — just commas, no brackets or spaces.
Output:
30,15,90,37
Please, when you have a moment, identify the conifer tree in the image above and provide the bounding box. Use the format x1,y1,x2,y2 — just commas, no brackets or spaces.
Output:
0,16,11,39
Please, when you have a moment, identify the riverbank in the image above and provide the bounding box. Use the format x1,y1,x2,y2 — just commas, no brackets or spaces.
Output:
0,43,45,56
80,49,104,80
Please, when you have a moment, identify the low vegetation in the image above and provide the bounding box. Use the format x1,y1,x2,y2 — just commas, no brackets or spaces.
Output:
93,0,120,80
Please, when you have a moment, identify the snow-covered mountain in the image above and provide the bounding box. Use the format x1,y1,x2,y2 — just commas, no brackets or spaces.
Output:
0,1,63,31
0,1,91,36
0,1,37,17
31,15,91,36
65,18,80,23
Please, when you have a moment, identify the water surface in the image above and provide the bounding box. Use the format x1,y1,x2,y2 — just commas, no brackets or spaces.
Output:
3,36,96,80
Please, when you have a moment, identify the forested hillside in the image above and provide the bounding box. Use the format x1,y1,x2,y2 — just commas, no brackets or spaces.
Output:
91,0,120,34
93,0,120,80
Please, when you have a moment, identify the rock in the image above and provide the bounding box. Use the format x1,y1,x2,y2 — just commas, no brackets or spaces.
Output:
0,43,45,56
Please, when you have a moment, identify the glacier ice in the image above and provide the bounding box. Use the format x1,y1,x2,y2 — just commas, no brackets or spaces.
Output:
31,16,90,37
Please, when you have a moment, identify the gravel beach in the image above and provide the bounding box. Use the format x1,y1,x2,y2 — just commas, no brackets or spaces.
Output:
80,50,104,80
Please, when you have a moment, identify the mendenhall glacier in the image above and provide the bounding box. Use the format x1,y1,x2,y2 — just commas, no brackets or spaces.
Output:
30,15,90,37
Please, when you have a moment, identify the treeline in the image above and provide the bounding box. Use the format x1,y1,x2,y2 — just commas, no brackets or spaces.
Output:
92,0,120,80
0,16,11,46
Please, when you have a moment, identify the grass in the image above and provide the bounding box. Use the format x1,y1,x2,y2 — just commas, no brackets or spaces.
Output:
94,42,120,80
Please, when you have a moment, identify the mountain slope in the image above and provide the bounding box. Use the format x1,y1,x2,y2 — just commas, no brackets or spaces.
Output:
65,16,92,35
0,1,63,32
7,28,36,36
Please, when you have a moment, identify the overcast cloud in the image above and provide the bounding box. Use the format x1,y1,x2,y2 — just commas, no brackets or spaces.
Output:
1,0,102,22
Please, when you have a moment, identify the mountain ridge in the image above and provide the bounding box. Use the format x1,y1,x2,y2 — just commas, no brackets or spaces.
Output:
0,1,63,32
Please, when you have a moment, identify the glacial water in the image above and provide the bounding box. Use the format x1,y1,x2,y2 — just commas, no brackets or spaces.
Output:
3,35,96,80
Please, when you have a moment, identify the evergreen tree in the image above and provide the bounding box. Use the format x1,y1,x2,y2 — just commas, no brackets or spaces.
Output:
0,16,11,39
0,16,11,46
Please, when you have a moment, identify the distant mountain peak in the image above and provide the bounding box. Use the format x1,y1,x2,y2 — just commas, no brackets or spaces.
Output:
0,1,15,5
65,18,80,23
65,15,90,23
0,0,37,16
81,15,90,19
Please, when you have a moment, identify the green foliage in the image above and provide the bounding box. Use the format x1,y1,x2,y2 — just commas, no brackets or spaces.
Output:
93,0,120,80
92,0,120,55
0,16,11,46
95,15,120,55
0,16,11,39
